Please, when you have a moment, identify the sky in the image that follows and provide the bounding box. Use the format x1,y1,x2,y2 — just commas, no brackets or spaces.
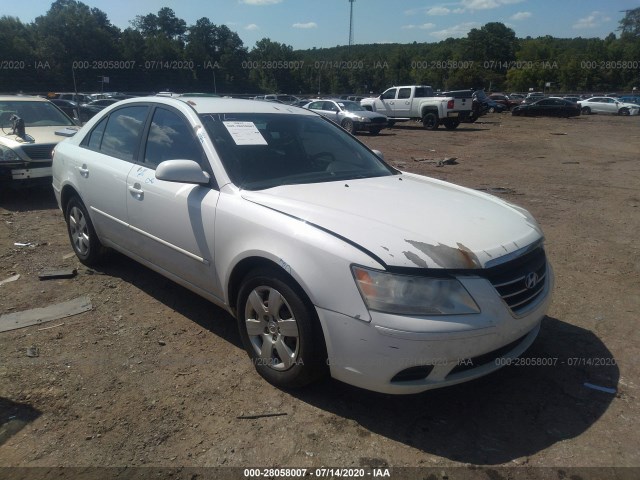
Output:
3,0,640,50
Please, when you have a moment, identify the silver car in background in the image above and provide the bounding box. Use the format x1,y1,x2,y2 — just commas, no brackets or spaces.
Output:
304,99,388,135
52,96,553,394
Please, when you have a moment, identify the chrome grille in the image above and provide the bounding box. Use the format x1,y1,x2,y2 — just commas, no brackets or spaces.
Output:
484,246,548,315
21,144,55,161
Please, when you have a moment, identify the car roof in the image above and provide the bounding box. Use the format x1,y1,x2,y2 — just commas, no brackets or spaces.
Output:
112,96,317,116
0,95,50,102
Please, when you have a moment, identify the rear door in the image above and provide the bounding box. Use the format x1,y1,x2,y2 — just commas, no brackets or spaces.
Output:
125,105,221,296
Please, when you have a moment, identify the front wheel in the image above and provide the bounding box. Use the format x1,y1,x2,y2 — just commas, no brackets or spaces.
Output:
422,112,439,130
236,268,328,389
341,118,355,134
618,108,630,116
65,196,107,266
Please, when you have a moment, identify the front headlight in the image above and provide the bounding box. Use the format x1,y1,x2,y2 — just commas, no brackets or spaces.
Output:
0,144,21,163
352,266,480,316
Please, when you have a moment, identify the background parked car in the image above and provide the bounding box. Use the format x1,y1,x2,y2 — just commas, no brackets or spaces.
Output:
0,95,78,186
577,97,640,116
79,98,120,122
524,92,545,103
489,93,521,110
49,98,80,121
304,99,388,134
617,95,640,106
511,98,581,117
51,92,92,104
260,94,301,105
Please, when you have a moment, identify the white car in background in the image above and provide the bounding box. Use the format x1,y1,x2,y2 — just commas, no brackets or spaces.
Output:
52,96,553,394
0,95,78,186
578,97,640,116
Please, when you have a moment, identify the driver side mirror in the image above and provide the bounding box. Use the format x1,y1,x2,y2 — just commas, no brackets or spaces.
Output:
372,149,384,160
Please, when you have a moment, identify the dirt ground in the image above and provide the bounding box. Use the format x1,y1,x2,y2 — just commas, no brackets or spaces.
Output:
1,112,639,478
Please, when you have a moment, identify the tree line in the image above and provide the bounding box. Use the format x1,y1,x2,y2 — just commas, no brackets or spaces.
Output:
1,0,639,95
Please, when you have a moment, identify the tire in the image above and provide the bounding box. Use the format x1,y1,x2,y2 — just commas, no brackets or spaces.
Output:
341,118,355,134
488,106,495,113
369,128,382,135
443,120,460,130
65,196,106,266
422,112,439,130
387,120,396,128
581,107,591,115
619,108,630,116
236,268,328,389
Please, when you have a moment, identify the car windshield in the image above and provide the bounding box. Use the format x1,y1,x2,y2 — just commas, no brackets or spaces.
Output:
0,101,75,128
201,113,395,190
339,101,366,112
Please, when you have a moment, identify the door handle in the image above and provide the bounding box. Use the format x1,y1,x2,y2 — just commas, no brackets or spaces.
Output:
128,183,144,199
78,164,89,178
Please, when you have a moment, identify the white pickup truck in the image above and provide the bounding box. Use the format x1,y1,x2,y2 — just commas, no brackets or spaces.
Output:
360,85,472,130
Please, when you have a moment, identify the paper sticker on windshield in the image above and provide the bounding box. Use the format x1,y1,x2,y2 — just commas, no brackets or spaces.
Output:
223,121,267,146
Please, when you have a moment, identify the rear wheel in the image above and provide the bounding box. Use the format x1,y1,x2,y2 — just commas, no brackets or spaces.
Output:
581,106,591,115
65,196,106,266
443,119,460,130
341,118,355,134
236,268,328,389
422,112,439,130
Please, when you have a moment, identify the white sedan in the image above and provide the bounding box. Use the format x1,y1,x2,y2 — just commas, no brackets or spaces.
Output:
578,97,640,116
52,97,553,394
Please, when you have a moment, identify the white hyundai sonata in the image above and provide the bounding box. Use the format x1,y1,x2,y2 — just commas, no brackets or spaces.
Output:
52,96,553,394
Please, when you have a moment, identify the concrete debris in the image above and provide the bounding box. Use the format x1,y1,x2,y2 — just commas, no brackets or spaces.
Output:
0,274,20,286
0,296,92,333
38,269,78,280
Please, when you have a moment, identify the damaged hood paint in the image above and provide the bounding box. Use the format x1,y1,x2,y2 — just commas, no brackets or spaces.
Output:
242,173,544,269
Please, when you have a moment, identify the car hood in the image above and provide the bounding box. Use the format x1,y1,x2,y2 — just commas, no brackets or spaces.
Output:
241,173,543,269
0,126,75,146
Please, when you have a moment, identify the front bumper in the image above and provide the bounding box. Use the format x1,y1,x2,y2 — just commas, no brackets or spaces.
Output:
317,265,554,394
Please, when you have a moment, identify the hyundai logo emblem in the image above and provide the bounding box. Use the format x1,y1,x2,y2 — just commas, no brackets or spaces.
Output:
525,272,539,289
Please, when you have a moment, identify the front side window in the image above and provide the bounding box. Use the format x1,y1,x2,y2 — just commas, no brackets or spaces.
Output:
143,107,203,168
381,89,397,100
100,106,149,161
201,113,395,190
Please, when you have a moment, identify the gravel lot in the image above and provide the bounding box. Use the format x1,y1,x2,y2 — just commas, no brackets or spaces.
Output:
1,112,639,479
